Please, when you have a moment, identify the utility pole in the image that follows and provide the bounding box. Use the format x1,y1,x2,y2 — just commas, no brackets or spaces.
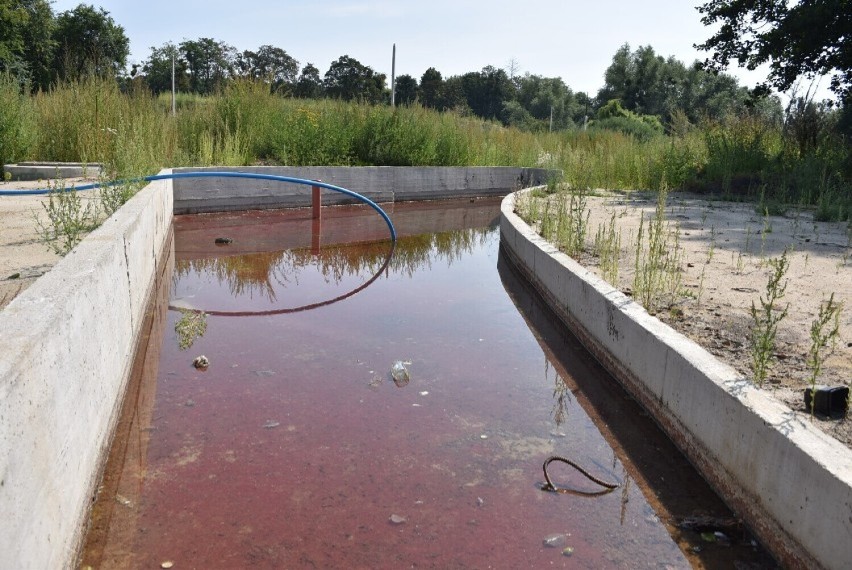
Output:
171,52,176,116
549,105,553,132
391,43,396,107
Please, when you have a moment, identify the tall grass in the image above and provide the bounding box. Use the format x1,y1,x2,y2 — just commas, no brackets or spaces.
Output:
0,74,35,170
6,78,849,220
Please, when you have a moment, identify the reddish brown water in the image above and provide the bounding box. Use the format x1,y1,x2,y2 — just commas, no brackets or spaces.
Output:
82,198,776,569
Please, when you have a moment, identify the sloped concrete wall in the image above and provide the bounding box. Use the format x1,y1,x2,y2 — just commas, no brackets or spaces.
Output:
499,189,852,570
0,172,173,569
172,166,553,213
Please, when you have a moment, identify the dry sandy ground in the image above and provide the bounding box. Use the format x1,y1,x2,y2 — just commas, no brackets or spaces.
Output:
0,176,99,309
567,191,852,447
2,182,851,447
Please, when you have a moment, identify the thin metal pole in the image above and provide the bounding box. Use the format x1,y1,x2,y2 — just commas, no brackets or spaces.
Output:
311,183,322,254
312,183,322,220
391,43,396,107
171,53,176,116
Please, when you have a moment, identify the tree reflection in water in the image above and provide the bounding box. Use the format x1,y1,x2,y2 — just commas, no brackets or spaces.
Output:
174,227,494,303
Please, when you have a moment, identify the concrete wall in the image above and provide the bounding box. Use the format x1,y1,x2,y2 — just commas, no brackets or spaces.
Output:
172,166,553,214
4,162,103,181
500,190,852,570
0,173,173,569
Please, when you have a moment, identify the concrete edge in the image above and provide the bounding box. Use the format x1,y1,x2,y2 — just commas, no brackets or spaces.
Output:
4,163,104,181
499,189,852,570
0,170,174,570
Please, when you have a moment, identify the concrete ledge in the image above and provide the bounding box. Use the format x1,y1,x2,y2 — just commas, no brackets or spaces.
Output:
500,189,852,570
0,172,173,569
4,162,103,181
172,166,553,214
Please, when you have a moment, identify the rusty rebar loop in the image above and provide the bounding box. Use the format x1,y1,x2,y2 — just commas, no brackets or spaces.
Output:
542,455,620,493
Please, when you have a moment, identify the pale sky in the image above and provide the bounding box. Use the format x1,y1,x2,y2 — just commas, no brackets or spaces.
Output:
51,0,805,98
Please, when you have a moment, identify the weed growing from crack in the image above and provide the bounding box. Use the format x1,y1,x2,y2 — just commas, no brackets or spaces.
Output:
749,248,790,386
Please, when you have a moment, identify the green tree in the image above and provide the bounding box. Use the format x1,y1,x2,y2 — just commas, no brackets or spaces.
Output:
419,67,443,108
323,55,386,103
394,73,418,105
235,45,298,92
294,62,322,98
597,43,776,124
438,75,468,112
0,0,55,89
52,4,129,81
500,100,538,131
180,37,235,94
459,65,514,120
515,74,581,130
141,42,189,94
696,0,852,98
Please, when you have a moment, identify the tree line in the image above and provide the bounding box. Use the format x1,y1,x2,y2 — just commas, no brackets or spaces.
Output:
2,1,849,138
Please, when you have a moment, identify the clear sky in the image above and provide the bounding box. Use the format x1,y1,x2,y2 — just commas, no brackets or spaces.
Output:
51,0,792,97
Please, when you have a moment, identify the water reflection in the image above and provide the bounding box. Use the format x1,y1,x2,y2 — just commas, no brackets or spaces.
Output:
547,359,573,427
171,227,491,317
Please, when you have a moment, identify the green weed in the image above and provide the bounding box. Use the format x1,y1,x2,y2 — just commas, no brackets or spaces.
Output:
806,294,842,412
632,188,683,313
749,248,790,386
34,180,98,255
594,212,622,284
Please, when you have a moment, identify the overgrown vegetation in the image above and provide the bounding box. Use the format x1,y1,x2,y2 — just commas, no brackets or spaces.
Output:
3,75,846,220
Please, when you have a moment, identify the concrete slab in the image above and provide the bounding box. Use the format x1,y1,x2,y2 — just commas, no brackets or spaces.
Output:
4,162,103,181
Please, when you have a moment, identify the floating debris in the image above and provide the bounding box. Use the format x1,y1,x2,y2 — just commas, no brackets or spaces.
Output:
549,431,566,438
389,514,406,525
562,546,574,557
161,562,174,569
214,237,233,244
184,399,195,408
114,494,132,508
391,361,411,387
262,420,280,429
419,391,429,396
192,355,209,370
543,534,566,548
480,434,488,440
475,497,485,507
253,370,276,377
368,375,383,390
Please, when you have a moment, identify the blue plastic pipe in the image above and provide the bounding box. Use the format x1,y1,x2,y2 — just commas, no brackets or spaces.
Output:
0,171,397,242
